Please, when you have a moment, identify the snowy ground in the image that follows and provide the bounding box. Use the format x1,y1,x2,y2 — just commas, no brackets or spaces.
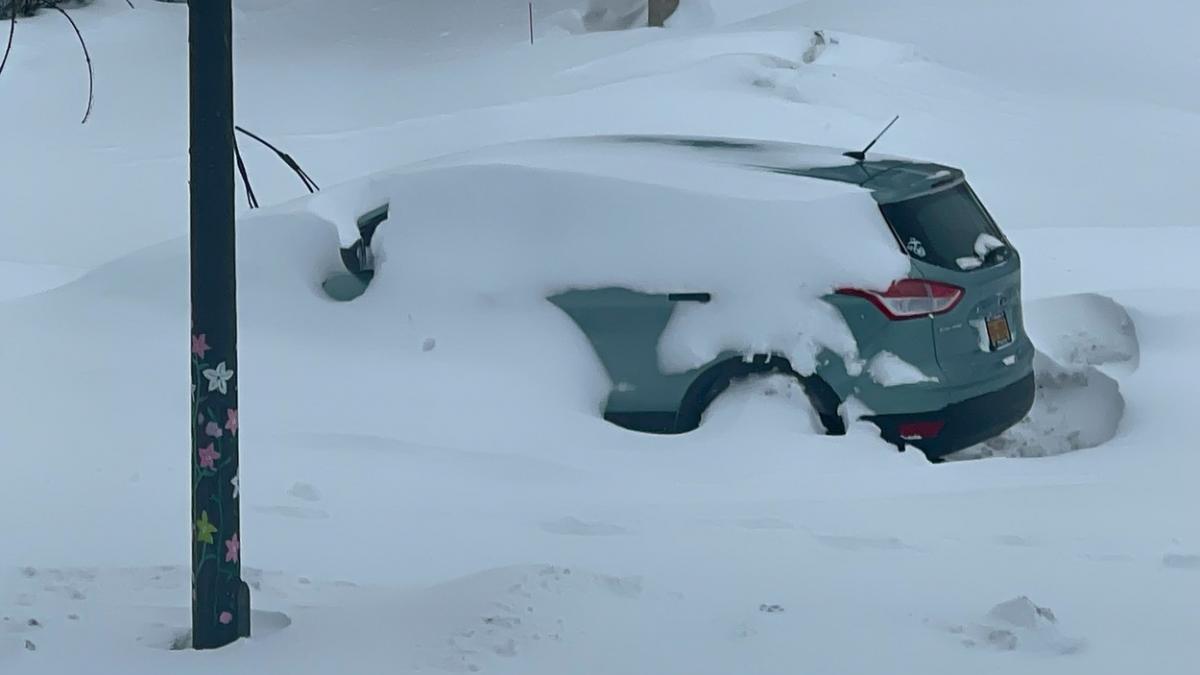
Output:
2,1,1199,673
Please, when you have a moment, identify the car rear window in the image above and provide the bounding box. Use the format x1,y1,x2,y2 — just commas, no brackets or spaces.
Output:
879,183,1005,270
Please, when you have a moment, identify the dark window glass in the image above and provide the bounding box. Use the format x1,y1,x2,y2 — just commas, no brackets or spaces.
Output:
879,184,1006,270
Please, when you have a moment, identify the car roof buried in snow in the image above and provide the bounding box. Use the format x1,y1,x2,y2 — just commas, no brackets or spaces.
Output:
600,135,965,205
408,134,965,207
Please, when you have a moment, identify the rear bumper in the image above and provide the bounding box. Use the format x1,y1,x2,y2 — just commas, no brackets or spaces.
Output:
867,372,1035,460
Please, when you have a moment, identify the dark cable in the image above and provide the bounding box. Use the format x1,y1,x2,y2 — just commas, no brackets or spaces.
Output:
48,4,93,124
234,125,320,193
234,137,259,209
0,5,15,80
125,0,134,8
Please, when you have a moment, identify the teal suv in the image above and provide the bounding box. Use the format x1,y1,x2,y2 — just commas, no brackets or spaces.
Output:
338,136,1036,461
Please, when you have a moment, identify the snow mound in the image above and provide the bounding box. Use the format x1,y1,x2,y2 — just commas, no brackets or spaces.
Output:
932,596,1085,655
975,596,1085,655
559,28,911,94
582,0,647,32
699,373,821,434
367,153,907,376
1025,293,1140,372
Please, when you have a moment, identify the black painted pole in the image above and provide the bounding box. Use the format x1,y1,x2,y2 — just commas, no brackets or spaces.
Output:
189,0,250,650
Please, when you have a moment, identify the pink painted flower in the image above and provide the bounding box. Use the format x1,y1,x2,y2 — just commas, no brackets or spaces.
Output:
225,408,238,436
191,334,211,359
197,443,220,470
219,611,232,625
205,421,224,438
225,533,240,563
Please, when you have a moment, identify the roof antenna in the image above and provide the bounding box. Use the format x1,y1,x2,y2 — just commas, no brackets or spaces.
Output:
844,115,900,162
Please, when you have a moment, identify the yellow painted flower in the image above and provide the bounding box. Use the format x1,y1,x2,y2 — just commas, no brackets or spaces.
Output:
195,511,218,545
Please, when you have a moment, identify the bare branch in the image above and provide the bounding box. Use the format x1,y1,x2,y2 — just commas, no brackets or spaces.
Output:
48,4,93,124
0,7,15,80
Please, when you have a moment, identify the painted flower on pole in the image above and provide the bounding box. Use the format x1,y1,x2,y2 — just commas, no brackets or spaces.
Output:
192,324,248,645
225,533,240,563
192,333,211,359
197,443,220,470
195,511,218,545
203,362,235,395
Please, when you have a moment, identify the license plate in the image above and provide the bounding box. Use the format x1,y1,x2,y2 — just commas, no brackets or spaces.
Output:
986,313,1013,350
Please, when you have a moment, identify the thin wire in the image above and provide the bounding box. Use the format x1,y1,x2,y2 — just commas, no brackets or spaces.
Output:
48,4,93,124
234,138,260,209
234,125,320,193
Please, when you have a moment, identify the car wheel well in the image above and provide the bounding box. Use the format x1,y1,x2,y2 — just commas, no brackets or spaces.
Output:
675,355,845,435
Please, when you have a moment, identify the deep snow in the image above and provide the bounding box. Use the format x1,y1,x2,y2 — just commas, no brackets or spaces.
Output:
2,1,1199,674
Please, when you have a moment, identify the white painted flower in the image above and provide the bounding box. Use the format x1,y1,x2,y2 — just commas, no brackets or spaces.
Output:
230,473,239,499
203,362,235,395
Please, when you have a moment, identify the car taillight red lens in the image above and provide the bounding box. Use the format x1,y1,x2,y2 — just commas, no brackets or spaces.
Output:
897,420,946,440
836,279,964,320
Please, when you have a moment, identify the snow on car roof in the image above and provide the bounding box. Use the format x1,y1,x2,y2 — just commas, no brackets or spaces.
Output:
284,134,910,378
395,134,965,209
393,135,872,205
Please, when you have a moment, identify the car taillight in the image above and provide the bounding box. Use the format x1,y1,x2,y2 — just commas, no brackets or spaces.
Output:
836,279,964,320
897,420,945,440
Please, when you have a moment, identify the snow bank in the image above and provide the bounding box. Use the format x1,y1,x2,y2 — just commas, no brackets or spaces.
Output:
665,1,716,29
582,0,646,31
1025,293,1140,372
0,262,82,302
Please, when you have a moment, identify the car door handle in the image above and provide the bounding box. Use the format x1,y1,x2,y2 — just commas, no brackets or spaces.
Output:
668,293,712,303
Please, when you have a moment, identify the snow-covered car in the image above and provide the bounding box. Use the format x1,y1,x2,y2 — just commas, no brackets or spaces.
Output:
327,135,1035,461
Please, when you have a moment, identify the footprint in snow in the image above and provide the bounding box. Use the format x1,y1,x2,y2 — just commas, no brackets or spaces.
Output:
1162,554,1200,570
815,534,909,551
287,482,322,502
738,517,796,531
540,517,629,537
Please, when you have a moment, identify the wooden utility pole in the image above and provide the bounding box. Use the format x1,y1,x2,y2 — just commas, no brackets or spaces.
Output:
189,0,250,650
